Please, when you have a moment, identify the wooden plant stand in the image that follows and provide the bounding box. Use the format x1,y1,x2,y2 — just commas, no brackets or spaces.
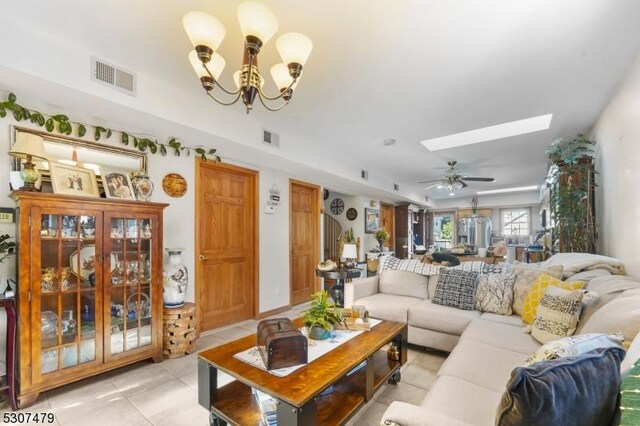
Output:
163,302,197,359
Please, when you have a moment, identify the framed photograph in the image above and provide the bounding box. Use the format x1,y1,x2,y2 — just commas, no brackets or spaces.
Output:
49,162,100,198
364,208,379,234
101,168,136,200
0,207,15,223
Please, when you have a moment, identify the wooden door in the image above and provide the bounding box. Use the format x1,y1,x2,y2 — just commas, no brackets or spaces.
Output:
290,180,320,306
380,203,395,251
195,160,258,332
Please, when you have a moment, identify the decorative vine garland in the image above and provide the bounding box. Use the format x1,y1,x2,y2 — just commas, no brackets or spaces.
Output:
0,93,221,162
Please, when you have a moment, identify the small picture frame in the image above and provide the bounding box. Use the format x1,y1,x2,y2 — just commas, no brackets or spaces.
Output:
364,208,379,234
0,207,15,223
49,162,100,198
101,168,136,200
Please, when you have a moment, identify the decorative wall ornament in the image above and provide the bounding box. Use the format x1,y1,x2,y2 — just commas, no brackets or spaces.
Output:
0,92,221,161
162,173,188,198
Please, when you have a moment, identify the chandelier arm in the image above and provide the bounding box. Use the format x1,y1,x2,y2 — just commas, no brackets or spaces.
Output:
257,92,289,112
203,63,241,95
206,91,242,106
258,77,297,101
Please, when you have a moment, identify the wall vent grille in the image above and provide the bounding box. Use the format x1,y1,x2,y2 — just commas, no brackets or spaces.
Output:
263,129,280,147
91,57,136,96
394,183,400,191
361,170,369,180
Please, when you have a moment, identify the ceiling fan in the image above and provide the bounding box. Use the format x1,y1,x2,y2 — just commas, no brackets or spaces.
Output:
419,161,495,194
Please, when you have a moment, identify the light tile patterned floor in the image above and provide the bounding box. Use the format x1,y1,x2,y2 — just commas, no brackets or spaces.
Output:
0,304,447,425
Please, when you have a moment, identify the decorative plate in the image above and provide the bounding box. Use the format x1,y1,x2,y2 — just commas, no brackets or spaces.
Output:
346,208,358,221
162,173,188,198
70,245,116,281
330,198,345,215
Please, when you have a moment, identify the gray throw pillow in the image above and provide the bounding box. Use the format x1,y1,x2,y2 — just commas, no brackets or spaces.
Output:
496,346,625,426
432,269,479,311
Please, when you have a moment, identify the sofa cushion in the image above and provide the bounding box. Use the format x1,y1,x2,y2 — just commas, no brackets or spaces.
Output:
521,274,584,324
438,338,529,393
524,333,624,366
462,319,540,355
581,289,640,348
531,286,584,344
408,299,481,335
566,268,612,283
496,347,625,426
577,275,640,334
511,262,564,316
480,312,524,327
432,269,479,311
474,272,515,315
378,269,429,299
354,293,422,323
419,376,503,426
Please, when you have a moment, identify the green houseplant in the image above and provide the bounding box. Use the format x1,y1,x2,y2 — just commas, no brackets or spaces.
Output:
547,134,597,253
374,228,390,251
303,291,344,340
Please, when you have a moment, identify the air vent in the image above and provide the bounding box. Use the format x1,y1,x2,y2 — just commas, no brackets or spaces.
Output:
262,129,280,147
361,170,369,180
91,57,137,96
394,183,400,191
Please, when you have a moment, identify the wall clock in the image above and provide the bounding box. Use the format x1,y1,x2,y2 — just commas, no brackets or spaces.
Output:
330,198,345,215
346,208,358,221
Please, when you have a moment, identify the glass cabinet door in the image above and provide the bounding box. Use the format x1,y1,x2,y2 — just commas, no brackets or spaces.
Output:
35,211,102,379
105,216,154,358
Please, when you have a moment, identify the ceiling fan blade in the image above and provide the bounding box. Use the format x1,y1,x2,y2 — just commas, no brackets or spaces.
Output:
424,183,443,190
462,177,496,182
418,179,444,184
460,180,468,188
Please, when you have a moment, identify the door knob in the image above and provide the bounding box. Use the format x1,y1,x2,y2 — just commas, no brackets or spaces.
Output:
199,254,209,261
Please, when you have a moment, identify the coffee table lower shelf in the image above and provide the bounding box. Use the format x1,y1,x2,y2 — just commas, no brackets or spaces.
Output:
209,350,400,425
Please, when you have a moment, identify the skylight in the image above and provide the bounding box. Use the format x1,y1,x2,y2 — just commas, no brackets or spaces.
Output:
476,185,538,195
420,114,553,151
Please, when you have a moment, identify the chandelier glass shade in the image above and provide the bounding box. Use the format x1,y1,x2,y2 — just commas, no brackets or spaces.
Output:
183,1,313,113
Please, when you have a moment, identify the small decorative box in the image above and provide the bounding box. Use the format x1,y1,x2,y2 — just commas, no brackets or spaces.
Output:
257,318,308,371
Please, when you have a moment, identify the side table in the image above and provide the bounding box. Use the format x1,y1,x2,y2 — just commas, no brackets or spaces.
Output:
315,269,361,307
0,297,16,410
163,302,197,359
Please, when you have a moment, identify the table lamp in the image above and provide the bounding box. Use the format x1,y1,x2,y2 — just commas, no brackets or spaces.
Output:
8,132,47,192
342,243,357,269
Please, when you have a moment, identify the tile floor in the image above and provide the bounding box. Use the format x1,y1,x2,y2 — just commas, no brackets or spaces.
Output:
0,304,447,425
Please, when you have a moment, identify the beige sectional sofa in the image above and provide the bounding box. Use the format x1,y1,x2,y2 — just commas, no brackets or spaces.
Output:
344,267,640,425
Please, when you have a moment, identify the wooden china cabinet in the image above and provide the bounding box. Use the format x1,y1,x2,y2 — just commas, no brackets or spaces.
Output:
11,191,168,408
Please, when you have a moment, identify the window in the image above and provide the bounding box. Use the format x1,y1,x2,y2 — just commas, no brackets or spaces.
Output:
501,208,530,236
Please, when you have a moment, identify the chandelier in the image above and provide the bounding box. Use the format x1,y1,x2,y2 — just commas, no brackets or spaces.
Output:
183,2,313,113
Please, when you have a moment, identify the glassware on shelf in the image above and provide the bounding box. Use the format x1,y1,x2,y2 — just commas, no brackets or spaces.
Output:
41,311,58,340
127,261,139,284
41,268,58,293
60,267,72,291
111,254,124,286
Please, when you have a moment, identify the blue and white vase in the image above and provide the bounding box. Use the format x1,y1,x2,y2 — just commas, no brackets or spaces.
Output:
163,248,188,308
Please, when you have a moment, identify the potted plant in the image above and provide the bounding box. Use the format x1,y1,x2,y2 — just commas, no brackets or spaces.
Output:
303,291,344,340
374,228,390,251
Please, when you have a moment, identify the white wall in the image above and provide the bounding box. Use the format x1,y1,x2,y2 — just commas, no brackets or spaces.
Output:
591,54,640,279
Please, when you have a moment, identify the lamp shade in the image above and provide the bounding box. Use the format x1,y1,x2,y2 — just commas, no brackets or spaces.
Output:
237,1,279,44
342,243,357,259
9,132,47,160
276,33,313,66
189,50,225,79
270,63,299,91
183,11,226,51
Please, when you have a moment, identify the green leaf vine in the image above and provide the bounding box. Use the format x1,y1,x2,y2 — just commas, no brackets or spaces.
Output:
0,92,221,162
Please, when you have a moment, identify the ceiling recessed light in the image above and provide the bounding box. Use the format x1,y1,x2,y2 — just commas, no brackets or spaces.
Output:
476,185,538,195
420,114,553,151
383,138,396,146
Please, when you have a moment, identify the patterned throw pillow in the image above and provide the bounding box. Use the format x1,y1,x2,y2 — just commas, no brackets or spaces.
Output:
474,273,516,315
379,255,442,276
432,269,479,311
451,261,486,272
511,262,564,316
521,273,585,324
531,286,584,343
524,333,624,365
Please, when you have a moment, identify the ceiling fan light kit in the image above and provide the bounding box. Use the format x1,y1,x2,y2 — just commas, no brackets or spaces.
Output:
183,2,312,113
420,160,495,196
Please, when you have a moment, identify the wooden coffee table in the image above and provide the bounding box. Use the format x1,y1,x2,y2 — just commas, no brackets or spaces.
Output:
198,318,407,425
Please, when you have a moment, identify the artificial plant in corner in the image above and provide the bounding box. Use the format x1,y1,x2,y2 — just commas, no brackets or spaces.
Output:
547,134,597,253
0,92,221,161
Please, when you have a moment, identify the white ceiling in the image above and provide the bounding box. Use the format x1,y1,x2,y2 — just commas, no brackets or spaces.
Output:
3,0,640,200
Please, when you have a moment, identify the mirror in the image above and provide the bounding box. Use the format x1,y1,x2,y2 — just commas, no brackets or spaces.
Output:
11,126,147,177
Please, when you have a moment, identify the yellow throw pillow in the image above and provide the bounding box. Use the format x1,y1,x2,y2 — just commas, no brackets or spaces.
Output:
521,273,585,324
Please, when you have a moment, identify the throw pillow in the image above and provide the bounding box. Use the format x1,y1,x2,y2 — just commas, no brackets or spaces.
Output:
432,269,479,311
524,333,624,366
474,272,516,315
451,261,486,272
496,347,626,426
521,273,584,324
531,286,584,344
581,289,640,349
511,262,564,316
